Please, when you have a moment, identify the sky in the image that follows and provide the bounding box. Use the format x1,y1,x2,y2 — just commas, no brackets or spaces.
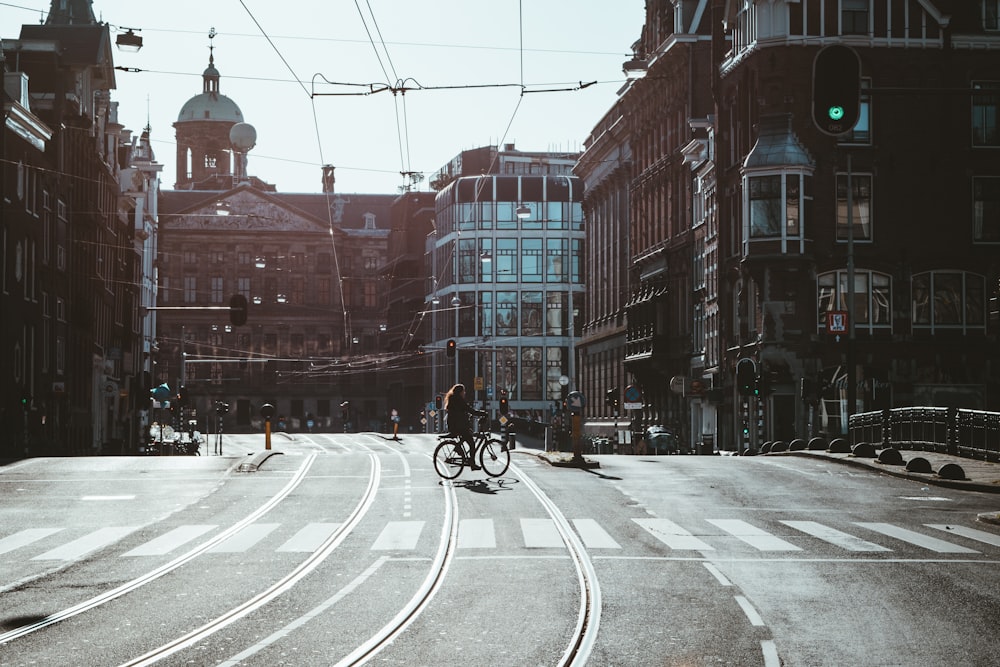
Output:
1,1,644,194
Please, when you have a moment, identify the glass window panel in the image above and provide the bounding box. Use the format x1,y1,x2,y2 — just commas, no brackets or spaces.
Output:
836,174,873,240
479,238,493,282
785,174,800,236
458,238,477,283
459,292,476,336
973,177,1000,242
496,202,517,229
478,291,493,337
933,273,963,324
546,347,565,400
972,82,999,146
498,346,518,399
521,346,543,400
749,175,781,237
967,274,986,324
912,273,931,324
546,201,566,229
522,291,543,335
497,238,517,282
547,292,567,334
521,238,543,282
547,238,567,283
496,291,518,337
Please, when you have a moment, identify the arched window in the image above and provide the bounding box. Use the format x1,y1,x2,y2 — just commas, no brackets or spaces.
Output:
817,269,891,333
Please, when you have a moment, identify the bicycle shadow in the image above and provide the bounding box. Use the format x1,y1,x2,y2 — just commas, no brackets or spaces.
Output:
444,478,520,494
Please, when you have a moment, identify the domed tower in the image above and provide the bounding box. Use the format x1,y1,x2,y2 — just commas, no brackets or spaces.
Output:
173,29,245,190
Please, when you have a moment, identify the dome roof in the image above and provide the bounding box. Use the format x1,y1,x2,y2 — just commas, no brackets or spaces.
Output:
176,92,244,123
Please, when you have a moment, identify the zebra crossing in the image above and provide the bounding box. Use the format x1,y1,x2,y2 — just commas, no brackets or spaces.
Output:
2,517,999,564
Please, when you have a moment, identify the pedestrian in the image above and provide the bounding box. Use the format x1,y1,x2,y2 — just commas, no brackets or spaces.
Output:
444,383,488,470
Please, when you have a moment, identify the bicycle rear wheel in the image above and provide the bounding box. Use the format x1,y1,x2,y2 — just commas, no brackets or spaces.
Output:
433,440,465,479
478,438,510,477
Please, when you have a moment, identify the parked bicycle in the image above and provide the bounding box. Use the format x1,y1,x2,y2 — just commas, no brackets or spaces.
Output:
434,426,512,479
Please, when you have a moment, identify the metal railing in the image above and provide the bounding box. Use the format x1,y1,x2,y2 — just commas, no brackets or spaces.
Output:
848,407,1000,462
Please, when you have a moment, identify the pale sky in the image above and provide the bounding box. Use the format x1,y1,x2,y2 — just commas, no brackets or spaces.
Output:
2,1,644,194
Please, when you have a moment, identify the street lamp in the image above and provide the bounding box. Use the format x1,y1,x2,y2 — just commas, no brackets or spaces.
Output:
115,28,143,52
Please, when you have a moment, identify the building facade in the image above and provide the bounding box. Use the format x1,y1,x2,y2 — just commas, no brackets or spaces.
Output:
427,146,585,432
2,2,147,455
578,0,1000,453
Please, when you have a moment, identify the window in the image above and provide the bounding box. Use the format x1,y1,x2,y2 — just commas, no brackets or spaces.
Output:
841,0,869,35
747,173,806,241
973,177,1000,242
547,239,568,282
985,1,1000,30
458,238,477,283
912,271,986,331
211,276,224,303
843,79,871,144
522,291,543,335
496,239,517,283
817,270,891,332
836,173,873,241
318,277,331,305
496,291,518,336
184,276,197,303
521,239,543,283
972,82,999,146
479,291,493,337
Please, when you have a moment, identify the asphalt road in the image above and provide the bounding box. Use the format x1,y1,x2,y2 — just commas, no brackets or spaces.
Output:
1,433,998,666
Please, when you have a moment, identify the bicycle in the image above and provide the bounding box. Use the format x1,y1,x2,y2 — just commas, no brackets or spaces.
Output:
433,426,512,479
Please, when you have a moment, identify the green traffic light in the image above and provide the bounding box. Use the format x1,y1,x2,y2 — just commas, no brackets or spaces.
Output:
828,105,845,121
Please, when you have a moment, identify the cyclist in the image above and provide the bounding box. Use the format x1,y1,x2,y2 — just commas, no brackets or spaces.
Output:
444,383,488,470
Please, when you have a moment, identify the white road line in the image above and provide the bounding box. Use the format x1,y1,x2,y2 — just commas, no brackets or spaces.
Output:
633,518,714,551
122,525,217,557
925,524,1000,548
708,519,802,551
371,521,425,551
734,595,766,626
573,519,622,549
209,523,280,553
855,522,979,553
0,528,63,556
276,523,341,553
458,519,496,549
781,520,891,552
702,562,732,586
521,518,565,548
82,495,136,501
761,639,781,667
32,527,138,561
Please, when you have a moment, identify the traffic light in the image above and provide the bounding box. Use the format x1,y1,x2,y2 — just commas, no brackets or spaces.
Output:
446,339,456,358
736,359,756,396
434,394,443,410
176,386,188,408
229,294,248,326
499,396,509,415
812,44,861,135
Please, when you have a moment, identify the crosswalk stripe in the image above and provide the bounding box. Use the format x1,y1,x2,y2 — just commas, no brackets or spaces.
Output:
633,518,714,551
521,518,564,548
277,523,342,552
0,528,63,556
855,522,979,553
32,527,138,561
573,519,622,549
925,524,1000,548
122,525,217,557
458,519,496,549
209,523,280,553
707,519,802,551
371,521,425,551
781,520,890,552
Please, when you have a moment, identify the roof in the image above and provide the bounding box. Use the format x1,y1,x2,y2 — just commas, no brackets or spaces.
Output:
176,92,244,123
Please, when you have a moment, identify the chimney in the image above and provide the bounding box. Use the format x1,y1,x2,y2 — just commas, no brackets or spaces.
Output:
322,164,335,193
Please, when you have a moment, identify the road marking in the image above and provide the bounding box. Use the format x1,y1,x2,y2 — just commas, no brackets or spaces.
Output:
781,520,891,552
925,524,1000,548
276,523,341,552
0,528,63,555
703,562,732,586
855,522,978,553
708,519,802,551
521,518,564,548
209,523,280,553
32,527,138,561
371,521,425,551
82,495,136,501
734,595,766,626
122,525,217,557
633,518,714,551
458,519,496,549
573,519,622,549
761,639,781,667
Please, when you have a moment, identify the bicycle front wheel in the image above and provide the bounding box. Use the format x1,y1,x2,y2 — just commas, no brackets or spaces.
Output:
478,438,510,477
434,440,465,480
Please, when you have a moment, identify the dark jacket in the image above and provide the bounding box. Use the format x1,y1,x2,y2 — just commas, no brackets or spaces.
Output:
446,393,485,434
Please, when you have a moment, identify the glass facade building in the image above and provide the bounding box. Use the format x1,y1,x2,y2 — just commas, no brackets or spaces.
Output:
429,174,585,421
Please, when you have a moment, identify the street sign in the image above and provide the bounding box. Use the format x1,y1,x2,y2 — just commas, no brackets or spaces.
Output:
474,376,484,391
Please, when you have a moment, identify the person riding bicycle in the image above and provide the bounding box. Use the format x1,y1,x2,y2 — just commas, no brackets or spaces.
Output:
444,383,488,470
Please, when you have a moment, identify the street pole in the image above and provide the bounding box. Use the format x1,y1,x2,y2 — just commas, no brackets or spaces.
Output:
846,152,857,438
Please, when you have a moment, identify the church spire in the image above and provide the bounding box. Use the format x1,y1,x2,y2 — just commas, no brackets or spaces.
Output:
203,27,220,95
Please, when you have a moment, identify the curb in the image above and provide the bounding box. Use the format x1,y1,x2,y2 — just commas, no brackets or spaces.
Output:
237,450,284,472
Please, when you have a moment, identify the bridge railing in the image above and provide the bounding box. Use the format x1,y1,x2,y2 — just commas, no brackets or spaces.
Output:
848,407,1000,462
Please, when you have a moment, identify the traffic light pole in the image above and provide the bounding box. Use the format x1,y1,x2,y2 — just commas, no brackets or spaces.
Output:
846,152,857,435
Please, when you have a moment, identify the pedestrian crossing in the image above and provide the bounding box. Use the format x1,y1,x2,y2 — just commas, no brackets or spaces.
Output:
2,517,999,564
